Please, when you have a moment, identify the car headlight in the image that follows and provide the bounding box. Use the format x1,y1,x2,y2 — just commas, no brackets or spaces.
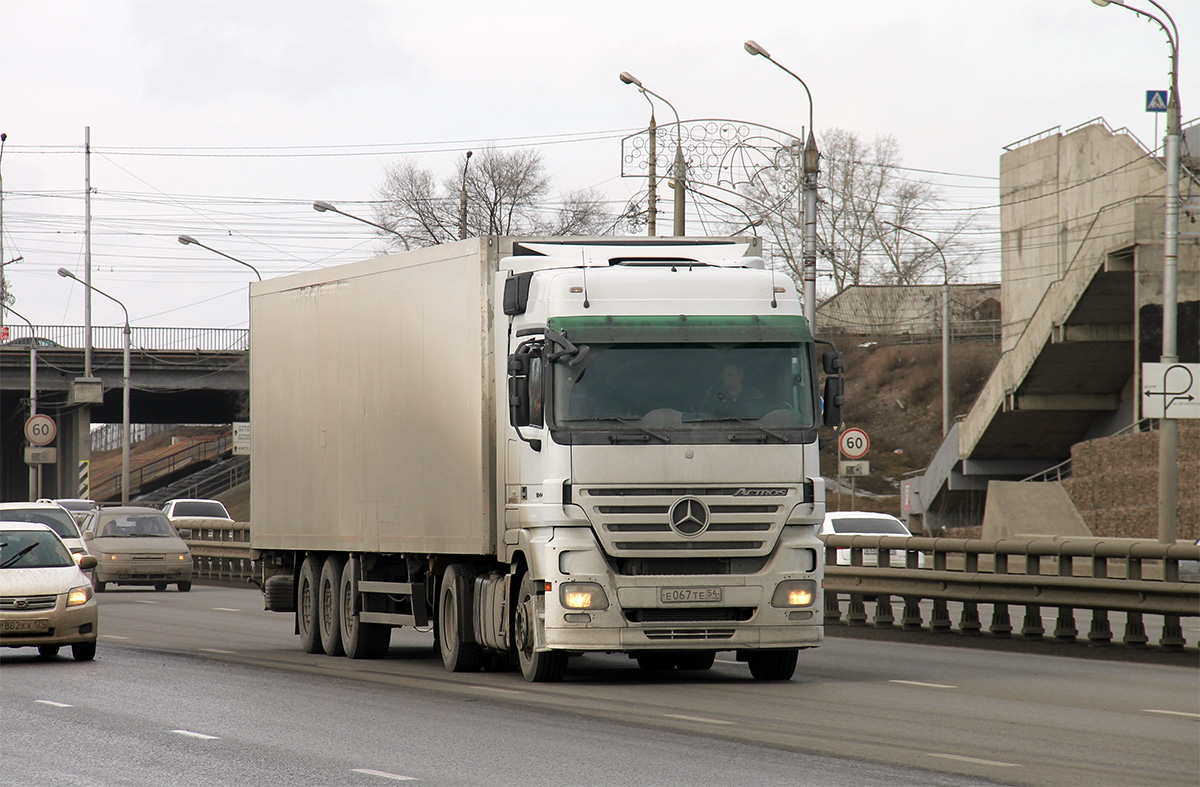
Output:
67,584,93,607
559,582,609,611
771,579,817,608
177,553,191,561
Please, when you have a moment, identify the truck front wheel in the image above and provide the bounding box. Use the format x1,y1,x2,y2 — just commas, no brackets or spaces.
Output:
438,565,484,672
514,573,567,683
746,648,798,681
297,555,322,654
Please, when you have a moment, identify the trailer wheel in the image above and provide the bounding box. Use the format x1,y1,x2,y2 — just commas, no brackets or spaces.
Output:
746,648,798,681
515,573,567,683
297,555,322,654
438,565,483,672
318,555,345,656
339,557,390,659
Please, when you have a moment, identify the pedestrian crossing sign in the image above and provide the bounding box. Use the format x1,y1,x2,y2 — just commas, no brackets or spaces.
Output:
1146,90,1168,112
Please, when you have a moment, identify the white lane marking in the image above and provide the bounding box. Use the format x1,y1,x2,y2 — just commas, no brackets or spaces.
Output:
466,685,522,695
927,753,1021,768
890,679,957,689
199,648,235,655
351,769,417,781
664,713,734,726
135,600,158,605
1144,709,1200,720
100,635,130,640
171,729,219,740
35,700,72,708
212,607,240,612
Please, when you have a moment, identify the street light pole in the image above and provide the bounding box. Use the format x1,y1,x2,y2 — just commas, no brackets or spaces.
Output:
620,72,687,236
459,151,473,240
885,222,952,436
1091,0,1181,544
0,132,6,333
3,306,40,499
177,235,262,281
744,41,819,329
58,269,131,505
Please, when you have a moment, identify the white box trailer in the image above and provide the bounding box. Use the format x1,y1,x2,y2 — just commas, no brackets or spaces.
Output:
250,236,843,682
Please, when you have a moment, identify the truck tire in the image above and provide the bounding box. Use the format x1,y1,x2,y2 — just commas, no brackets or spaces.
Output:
264,574,296,612
339,557,390,659
438,565,484,672
319,555,345,657
515,573,567,682
746,648,798,681
297,555,322,654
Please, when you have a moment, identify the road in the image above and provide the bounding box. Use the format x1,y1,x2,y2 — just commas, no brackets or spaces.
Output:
2,584,1197,786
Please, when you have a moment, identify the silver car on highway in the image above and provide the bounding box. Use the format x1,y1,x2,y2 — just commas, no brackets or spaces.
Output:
81,507,194,592
1,522,100,660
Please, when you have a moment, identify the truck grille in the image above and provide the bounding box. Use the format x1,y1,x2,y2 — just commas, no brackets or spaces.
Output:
580,485,802,558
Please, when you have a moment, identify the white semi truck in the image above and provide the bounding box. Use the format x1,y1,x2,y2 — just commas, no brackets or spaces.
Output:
249,236,843,682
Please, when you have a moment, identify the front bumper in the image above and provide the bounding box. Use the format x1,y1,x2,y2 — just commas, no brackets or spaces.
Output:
0,597,98,648
94,559,193,585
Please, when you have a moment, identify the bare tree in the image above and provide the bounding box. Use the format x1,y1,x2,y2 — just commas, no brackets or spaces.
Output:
375,147,611,249
736,128,977,293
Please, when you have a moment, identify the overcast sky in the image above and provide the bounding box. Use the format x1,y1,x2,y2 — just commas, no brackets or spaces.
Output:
1,0,1195,332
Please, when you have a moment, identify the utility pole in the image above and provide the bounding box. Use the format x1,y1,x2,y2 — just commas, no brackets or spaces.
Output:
1,131,7,333
459,150,473,240
84,126,93,376
647,115,657,236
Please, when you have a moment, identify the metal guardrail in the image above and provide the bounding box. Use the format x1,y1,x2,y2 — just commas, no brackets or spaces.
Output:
823,535,1199,650
94,432,232,501
186,526,1200,653
185,523,252,582
0,325,248,352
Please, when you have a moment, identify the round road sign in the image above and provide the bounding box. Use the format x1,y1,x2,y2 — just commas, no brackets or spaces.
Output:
25,414,57,446
838,427,869,459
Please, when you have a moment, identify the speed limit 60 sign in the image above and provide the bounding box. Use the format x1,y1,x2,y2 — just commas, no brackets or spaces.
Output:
25,414,57,446
838,427,869,459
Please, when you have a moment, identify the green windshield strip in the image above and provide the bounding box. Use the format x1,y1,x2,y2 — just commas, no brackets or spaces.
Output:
547,314,812,343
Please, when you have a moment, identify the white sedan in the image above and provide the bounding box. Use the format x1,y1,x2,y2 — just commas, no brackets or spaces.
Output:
819,511,924,567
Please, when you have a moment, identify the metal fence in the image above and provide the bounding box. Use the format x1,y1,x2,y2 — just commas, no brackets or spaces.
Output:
186,523,252,583
823,534,1199,650
93,432,232,501
1,325,248,352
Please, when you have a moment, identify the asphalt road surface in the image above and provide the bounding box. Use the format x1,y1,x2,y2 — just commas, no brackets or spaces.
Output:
2,584,1196,786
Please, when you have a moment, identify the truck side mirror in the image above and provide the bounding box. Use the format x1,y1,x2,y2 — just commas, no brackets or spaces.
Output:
823,376,844,427
508,351,531,427
821,349,845,375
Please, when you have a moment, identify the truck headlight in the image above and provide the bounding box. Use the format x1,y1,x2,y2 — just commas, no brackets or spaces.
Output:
560,582,609,611
67,584,93,607
771,580,816,608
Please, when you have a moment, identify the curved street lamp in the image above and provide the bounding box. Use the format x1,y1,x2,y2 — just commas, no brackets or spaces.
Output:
1091,0,1182,544
178,235,262,281
459,151,473,240
884,222,951,437
744,40,820,328
57,268,132,504
620,72,687,236
313,200,406,244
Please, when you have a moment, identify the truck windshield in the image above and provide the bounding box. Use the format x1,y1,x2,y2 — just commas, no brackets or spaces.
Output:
551,342,815,442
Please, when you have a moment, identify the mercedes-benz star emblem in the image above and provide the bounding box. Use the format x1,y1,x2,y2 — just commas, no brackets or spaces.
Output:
669,497,709,536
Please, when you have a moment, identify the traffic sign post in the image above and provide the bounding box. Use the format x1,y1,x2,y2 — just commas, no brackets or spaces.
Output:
837,428,870,509
1142,362,1199,419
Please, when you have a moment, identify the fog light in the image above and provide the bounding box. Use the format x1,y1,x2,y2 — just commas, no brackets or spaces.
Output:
67,584,93,607
771,580,816,608
560,582,609,610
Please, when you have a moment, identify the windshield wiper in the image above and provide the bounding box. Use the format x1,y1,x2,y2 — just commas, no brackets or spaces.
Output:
683,417,789,443
0,544,38,569
565,417,670,443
